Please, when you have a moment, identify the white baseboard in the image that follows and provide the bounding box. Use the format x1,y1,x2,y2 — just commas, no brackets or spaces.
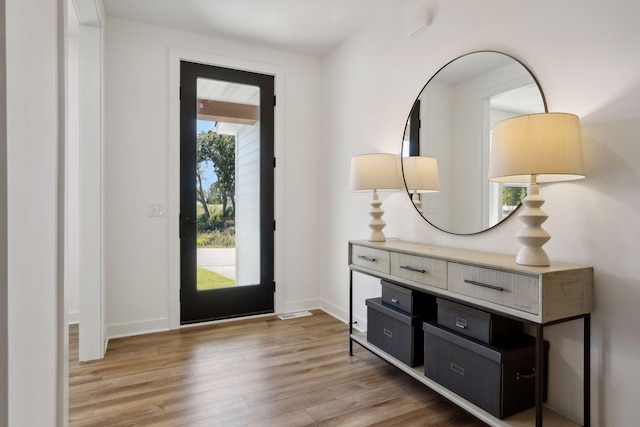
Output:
282,298,321,315
321,299,366,332
106,305,325,341
104,300,352,341
320,299,346,323
106,317,170,340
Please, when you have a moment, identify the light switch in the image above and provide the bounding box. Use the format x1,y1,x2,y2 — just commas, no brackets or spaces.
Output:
148,202,165,217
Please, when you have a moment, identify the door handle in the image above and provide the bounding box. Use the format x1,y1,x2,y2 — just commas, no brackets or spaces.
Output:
179,213,197,238
183,214,197,225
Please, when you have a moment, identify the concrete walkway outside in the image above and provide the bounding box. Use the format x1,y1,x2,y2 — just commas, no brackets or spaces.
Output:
197,247,236,280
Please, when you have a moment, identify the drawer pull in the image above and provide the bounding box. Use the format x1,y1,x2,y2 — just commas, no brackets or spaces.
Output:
391,297,399,304
464,279,504,292
450,363,465,376
383,328,393,338
400,265,426,274
357,255,376,262
455,317,467,329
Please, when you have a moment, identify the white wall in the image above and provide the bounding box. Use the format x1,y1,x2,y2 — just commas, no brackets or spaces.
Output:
66,6,80,324
6,0,61,424
0,0,7,423
104,17,322,335
320,0,640,425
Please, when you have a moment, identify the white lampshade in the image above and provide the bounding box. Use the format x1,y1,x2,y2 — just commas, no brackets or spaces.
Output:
350,153,402,191
402,156,440,192
349,153,401,242
489,113,585,183
488,112,585,267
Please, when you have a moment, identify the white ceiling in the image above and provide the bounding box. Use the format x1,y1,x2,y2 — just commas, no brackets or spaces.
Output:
103,0,389,57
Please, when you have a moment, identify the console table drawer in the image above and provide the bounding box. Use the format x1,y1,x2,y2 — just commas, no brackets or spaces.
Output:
448,263,539,315
351,245,390,274
390,253,447,289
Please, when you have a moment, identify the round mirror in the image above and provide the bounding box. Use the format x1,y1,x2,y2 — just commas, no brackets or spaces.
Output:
402,51,547,235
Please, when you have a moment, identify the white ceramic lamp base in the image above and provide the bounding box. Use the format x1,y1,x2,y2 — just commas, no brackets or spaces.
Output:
515,182,551,266
368,190,386,242
411,191,423,214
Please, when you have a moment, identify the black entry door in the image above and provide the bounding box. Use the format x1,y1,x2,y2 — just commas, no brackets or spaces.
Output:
180,61,275,324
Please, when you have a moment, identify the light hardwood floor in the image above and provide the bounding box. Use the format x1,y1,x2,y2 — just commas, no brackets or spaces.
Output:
69,310,486,426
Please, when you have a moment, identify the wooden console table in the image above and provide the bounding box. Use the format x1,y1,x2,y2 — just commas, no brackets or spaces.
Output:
348,239,593,427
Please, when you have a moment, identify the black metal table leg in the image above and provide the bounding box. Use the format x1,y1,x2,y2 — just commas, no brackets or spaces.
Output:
535,323,544,427
349,269,353,356
584,314,591,426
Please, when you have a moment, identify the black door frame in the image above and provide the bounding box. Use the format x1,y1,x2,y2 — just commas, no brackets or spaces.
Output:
179,60,275,324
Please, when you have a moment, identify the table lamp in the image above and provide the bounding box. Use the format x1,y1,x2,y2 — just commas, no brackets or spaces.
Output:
350,153,402,242
402,156,440,214
489,113,585,266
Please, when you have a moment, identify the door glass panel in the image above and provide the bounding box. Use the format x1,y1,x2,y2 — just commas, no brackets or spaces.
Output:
195,77,261,290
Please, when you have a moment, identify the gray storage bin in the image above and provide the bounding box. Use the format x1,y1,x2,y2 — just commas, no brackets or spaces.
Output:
381,280,437,318
423,321,546,419
437,298,522,345
366,297,423,367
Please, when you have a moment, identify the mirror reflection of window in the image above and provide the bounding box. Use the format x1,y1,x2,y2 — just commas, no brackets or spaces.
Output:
500,185,527,218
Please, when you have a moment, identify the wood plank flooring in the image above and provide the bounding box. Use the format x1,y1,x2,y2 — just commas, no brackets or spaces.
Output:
69,310,486,426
